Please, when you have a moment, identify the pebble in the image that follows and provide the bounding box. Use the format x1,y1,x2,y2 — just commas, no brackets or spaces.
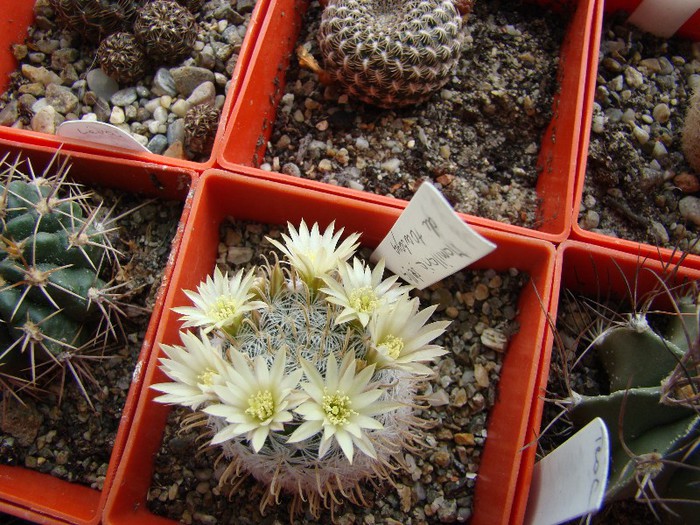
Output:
153,68,177,97
579,209,600,230
31,105,58,133
652,103,670,123
86,68,119,101
186,81,216,107
679,196,700,227
147,134,169,154
674,172,700,193
624,66,644,88
171,66,216,97
480,328,508,352
21,64,61,85
381,158,401,173
110,87,137,106
46,83,78,113
109,106,125,125
632,125,649,144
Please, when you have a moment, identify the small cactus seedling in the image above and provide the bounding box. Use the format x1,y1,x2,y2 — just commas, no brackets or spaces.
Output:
184,104,221,155
152,221,450,517
96,32,147,84
314,0,464,108
554,271,700,520
133,0,198,64
0,153,126,403
49,0,145,42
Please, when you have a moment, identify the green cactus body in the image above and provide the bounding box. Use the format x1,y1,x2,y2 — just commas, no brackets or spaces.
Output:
0,164,119,390
568,298,700,509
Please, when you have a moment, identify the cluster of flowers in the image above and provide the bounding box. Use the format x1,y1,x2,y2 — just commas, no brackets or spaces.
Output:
151,221,449,508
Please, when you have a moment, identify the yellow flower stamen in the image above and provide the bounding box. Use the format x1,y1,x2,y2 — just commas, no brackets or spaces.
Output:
349,286,379,314
246,390,275,422
208,296,240,323
197,368,217,387
379,334,404,359
322,389,357,426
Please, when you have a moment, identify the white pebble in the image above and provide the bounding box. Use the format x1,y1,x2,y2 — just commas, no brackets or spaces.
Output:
109,106,125,125
381,158,401,173
160,95,173,109
171,99,191,118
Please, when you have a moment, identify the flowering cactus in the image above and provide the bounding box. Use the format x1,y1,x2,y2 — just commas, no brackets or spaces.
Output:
152,220,449,516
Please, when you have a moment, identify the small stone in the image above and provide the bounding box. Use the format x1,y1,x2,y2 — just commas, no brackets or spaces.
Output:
282,162,301,177
171,66,216,97
109,106,126,125
153,68,177,97
580,209,600,230
171,99,192,118
675,172,700,193
21,64,61,85
167,118,186,145
474,363,490,388
381,158,401,173
432,449,451,468
649,221,669,244
110,87,138,106
632,125,649,145
451,387,468,407
481,328,508,352
624,66,644,88
227,246,254,264
679,196,700,227
45,83,78,114
147,134,168,154
652,141,668,159
318,159,333,172
652,103,671,124
31,105,58,134
0,100,19,126
86,68,119,101
454,433,476,446
474,283,489,301
186,81,216,107
163,140,186,159
426,388,450,407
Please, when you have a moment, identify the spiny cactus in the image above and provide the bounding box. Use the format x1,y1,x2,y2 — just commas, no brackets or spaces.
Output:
133,0,198,64
152,221,450,517
175,0,204,13
96,32,147,84
184,104,220,155
317,0,464,108
0,153,125,402
561,283,699,520
48,0,145,42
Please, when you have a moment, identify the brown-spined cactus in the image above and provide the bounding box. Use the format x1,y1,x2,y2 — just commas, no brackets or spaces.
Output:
133,0,198,64
184,104,220,155
317,0,464,108
0,153,126,404
48,0,145,42
97,32,147,84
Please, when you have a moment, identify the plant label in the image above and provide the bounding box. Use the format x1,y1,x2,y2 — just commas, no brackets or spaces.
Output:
57,121,151,153
524,417,610,525
371,181,496,289
627,0,700,38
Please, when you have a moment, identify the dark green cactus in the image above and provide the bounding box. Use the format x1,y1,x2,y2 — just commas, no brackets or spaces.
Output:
48,0,146,42
0,153,123,394
566,292,700,520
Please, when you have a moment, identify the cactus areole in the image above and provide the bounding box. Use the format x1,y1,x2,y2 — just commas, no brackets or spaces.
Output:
318,0,464,108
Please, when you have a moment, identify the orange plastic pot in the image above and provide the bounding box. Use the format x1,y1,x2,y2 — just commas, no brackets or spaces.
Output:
0,0,271,171
217,0,598,244
571,0,700,266
523,239,700,518
103,168,556,525
0,139,196,525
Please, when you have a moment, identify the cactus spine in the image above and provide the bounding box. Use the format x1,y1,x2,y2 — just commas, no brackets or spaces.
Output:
0,153,124,399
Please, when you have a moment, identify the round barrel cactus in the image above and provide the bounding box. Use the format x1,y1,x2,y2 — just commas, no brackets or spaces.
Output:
317,0,464,108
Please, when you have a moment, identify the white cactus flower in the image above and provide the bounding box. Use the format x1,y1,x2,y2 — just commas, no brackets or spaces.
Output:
151,330,231,410
204,348,304,453
288,352,389,463
266,220,360,288
172,266,266,335
367,297,450,374
321,257,411,327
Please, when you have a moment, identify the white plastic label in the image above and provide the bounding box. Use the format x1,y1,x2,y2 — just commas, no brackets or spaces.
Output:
524,417,610,525
57,121,150,152
627,0,700,38
370,182,496,289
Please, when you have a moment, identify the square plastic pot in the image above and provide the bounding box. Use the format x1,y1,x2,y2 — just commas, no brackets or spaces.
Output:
0,0,271,171
571,0,700,266
524,239,700,519
0,139,196,525
103,168,556,525
216,0,598,243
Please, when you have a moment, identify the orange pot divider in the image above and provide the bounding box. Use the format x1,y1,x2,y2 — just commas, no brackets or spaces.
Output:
217,0,598,244
571,0,700,267
103,168,556,525
0,0,271,171
0,140,195,525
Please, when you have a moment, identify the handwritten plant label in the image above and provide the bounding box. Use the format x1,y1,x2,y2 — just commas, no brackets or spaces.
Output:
524,417,610,525
371,182,496,289
57,121,150,152
627,0,700,38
